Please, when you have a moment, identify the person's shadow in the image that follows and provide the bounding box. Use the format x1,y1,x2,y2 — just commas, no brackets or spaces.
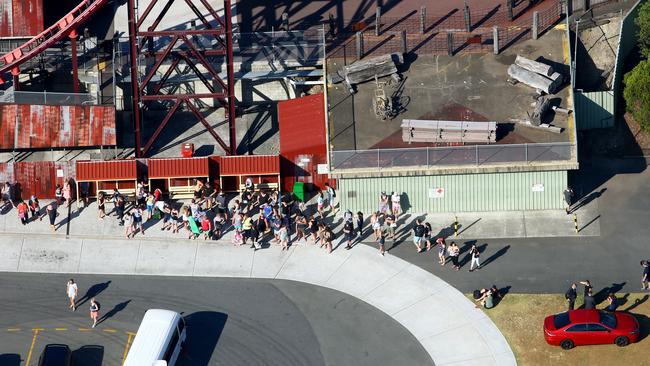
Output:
480,245,510,269
594,282,626,305
77,281,112,308
97,300,131,325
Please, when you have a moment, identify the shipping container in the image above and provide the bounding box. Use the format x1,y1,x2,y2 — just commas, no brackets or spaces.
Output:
218,155,280,175
0,104,116,150
76,160,138,182
218,155,280,192
278,93,329,192
337,170,567,213
148,157,209,179
0,0,44,37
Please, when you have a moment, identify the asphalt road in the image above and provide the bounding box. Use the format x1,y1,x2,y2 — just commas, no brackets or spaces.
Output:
0,274,432,366
369,158,650,295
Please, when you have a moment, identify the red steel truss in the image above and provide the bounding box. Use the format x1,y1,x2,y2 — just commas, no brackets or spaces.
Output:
127,0,237,157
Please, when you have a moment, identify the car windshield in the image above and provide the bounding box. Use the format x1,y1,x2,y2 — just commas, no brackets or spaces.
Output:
554,312,571,329
599,311,617,329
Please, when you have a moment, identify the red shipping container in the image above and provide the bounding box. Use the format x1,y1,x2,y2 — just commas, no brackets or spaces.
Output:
181,143,194,158
278,93,330,192
0,0,44,37
148,157,209,179
218,155,280,176
76,160,138,182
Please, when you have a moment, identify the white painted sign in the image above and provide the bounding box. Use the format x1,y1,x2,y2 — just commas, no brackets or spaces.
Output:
317,164,329,174
532,183,544,192
429,187,445,198
56,169,64,178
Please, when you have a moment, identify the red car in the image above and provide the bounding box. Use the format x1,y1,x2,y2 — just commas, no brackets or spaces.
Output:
544,309,640,349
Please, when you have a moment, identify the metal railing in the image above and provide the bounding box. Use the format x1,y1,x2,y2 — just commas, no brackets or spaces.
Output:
331,143,573,171
0,91,97,106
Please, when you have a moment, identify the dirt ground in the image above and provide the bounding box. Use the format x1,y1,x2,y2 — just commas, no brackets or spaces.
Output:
475,293,650,366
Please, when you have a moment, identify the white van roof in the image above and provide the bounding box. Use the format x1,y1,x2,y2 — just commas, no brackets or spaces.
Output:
123,309,182,366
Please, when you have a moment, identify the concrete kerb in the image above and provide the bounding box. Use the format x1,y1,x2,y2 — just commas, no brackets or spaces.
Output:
0,234,516,366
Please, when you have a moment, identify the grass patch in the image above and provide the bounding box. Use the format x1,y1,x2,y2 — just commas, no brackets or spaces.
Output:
470,293,650,365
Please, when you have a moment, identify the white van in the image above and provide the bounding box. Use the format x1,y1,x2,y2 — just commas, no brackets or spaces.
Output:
123,309,187,366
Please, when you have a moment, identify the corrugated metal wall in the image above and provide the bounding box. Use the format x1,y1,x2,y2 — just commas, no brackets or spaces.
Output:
76,160,138,181
219,155,280,175
575,90,615,129
338,170,567,213
148,157,209,179
0,0,44,37
0,104,116,149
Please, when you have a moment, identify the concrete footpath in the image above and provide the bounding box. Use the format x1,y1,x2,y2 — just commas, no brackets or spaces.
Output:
0,232,516,366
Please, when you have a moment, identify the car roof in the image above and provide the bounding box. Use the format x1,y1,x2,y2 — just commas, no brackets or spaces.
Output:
123,309,181,366
568,309,600,324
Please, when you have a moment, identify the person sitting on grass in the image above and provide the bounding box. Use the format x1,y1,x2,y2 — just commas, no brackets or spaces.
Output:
475,288,494,309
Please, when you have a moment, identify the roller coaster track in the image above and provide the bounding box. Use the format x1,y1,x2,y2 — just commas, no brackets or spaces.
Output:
0,0,108,84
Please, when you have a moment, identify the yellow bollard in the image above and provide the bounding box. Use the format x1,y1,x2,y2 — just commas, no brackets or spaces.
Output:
454,215,458,237
573,213,578,234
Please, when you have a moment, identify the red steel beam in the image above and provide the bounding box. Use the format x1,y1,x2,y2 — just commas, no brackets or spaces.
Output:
129,0,236,157
141,93,226,101
224,0,237,154
127,0,142,157
141,98,183,156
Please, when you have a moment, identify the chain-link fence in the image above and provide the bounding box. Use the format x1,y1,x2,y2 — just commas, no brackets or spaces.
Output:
331,142,573,171
325,0,563,61
0,91,97,105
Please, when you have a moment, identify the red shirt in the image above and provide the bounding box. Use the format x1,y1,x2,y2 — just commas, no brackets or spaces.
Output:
201,218,210,231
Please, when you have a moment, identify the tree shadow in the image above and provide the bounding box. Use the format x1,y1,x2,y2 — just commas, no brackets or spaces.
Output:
479,245,510,269
632,313,650,342
71,345,104,366
177,311,228,366
77,281,111,308
0,354,20,366
97,300,131,325
570,187,607,213
624,295,649,312
593,282,626,305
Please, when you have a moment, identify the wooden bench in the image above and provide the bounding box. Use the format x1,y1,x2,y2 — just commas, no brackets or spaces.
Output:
238,182,279,192
97,189,136,202
169,185,195,200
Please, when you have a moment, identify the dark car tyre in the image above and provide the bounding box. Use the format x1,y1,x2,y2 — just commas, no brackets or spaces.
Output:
615,336,629,347
560,339,574,350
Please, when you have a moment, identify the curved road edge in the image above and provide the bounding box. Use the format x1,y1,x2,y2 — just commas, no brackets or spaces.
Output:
0,234,516,365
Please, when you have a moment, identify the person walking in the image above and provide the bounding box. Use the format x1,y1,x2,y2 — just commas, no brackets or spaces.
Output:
469,244,481,272
371,212,381,241
54,184,63,205
563,187,574,214
132,205,144,236
423,222,432,251
62,181,72,208
583,289,596,309
66,279,78,311
565,283,577,310
46,201,58,231
97,193,106,220
377,229,386,256
89,298,100,328
448,242,460,270
391,191,401,219
28,195,41,222
580,280,592,298
146,193,155,220
412,219,426,253
641,260,649,290
355,211,364,237
115,195,126,226
343,220,354,250
436,237,447,265
324,182,335,212
279,223,289,251
323,226,333,254
309,216,319,243
385,213,397,243
316,191,325,218
605,293,619,312
17,200,29,225
124,212,135,239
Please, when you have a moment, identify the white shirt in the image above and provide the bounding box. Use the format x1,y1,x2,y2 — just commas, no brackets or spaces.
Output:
67,282,78,298
391,194,400,203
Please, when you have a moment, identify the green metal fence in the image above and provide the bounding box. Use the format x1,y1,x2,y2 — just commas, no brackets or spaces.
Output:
575,90,615,129
338,170,567,213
